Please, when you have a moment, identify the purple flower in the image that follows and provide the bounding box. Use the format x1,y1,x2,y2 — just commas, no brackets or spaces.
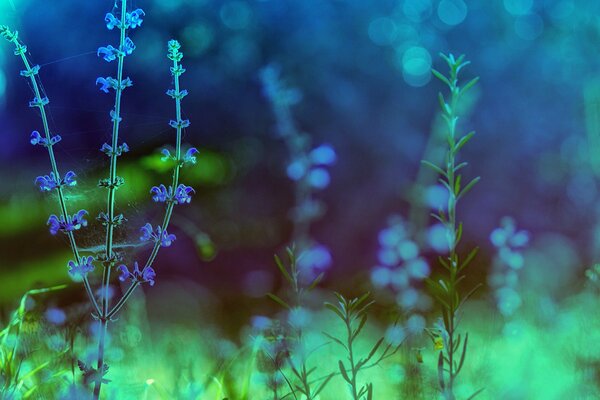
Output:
29,96,49,108
96,77,116,93
150,184,169,202
140,223,176,247
47,210,88,235
309,144,336,165
105,13,120,30
97,45,118,62
122,37,136,55
174,184,195,204
35,173,59,191
169,119,191,129
127,9,145,29
166,89,188,100
35,171,77,191
183,148,199,164
100,142,129,156
118,261,155,286
68,256,95,278
150,184,195,204
307,168,330,189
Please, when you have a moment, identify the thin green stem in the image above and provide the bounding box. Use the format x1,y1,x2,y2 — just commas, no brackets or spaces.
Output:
4,32,101,317
94,2,128,398
109,45,187,319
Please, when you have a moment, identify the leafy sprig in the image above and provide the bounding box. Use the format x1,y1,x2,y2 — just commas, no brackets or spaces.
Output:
325,292,398,400
423,53,483,400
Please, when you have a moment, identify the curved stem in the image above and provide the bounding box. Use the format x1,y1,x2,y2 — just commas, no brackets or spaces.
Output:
109,45,187,319
5,33,101,317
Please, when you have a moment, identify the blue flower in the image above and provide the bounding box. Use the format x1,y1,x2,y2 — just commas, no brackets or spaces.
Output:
140,223,176,247
30,131,61,147
150,184,169,202
166,89,188,100
97,45,118,62
122,37,135,55
100,142,129,156
68,256,95,278
96,77,116,93
169,119,191,129
117,261,155,286
47,210,88,235
307,167,330,189
29,96,49,108
286,160,307,181
110,109,122,122
297,244,332,281
35,173,59,191
183,147,199,164
309,144,336,165
127,9,145,29
105,13,120,30
19,64,40,78
35,171,76,191
174,184,195,204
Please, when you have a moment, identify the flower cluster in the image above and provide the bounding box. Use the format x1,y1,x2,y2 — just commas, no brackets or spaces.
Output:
97,37,136,62
286,143,337,190
489,217,530,318
140,223,176,247
100,142,129,157
47,210,88,235
150,184,195,204
160,147,199,165
96,76,133,93
117,261,156,286
371,215,432,337
297,243,332,282
30,130,61,147
105,8,145,30
35,171,76,191
68,256,95,278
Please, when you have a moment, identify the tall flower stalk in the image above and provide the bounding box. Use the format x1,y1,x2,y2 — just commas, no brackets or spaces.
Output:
260,65,336,281
2,4,196,399
423,54,482,400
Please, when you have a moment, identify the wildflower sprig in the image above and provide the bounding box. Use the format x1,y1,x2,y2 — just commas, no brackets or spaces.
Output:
90,1,138,397
105,39,196,323
266,248,333,400
260,65,336,281
423,54,483,400
0,25,100,317
324,292,398,400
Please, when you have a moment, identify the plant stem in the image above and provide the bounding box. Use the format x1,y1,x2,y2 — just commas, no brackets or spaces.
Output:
108,43,186,319
94,2,127,398
4,31,101,316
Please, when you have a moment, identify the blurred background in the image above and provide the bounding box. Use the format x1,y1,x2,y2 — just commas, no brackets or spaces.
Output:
2,0,600,398
1,0,599,317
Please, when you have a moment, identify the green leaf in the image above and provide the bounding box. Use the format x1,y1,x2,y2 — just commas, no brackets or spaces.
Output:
338,360,350,383
466,388,485,400
267,293,290,310
323,332,348,351
363,337,383,366
458,176,480,200
458,247,479,272
314,373,334,396
437,351,446,390
456,333,469,375
308,272,324,291
456,131,475,153
421,160,446,177
274,254,293,284
432,69,450,87
325,302,345,321
461,77,480,96
353,314,368,340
